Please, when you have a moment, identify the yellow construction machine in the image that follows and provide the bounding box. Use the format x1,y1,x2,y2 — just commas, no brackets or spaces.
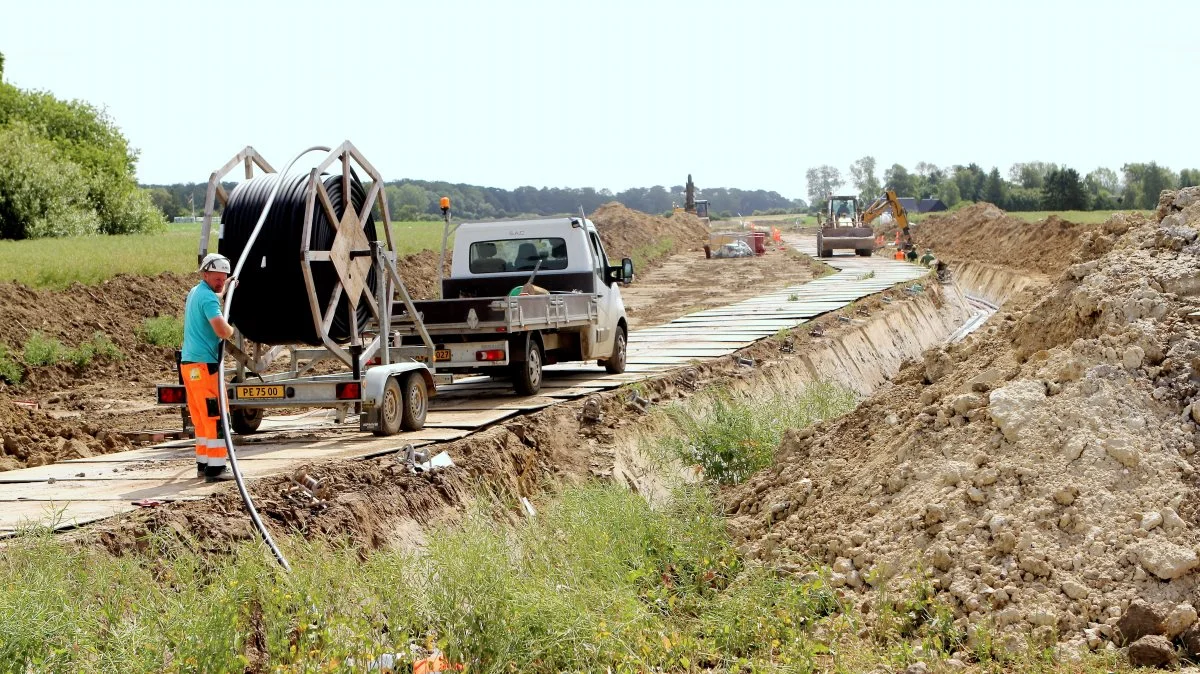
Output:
862,188,912,247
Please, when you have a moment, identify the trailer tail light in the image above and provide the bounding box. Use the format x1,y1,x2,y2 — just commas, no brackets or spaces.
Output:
158,386,186,404
495,327,507,332
335,382,361,400
476,349,506,362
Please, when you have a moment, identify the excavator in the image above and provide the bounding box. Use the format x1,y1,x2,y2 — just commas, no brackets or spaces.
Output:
861,188,913,248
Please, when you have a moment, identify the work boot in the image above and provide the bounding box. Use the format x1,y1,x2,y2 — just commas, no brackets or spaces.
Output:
197,462,206,477
204,465,232,483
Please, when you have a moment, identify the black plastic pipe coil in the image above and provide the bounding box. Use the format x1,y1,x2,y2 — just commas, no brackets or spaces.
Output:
219,173,378,345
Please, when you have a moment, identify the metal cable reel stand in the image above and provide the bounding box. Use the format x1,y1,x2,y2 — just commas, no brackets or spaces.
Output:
194,143,436,437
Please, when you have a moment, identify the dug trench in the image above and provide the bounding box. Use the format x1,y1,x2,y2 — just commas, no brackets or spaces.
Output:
81,270,966,558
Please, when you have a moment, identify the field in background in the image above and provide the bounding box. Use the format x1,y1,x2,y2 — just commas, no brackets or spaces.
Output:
1004,209,1152,224
0,221,448,289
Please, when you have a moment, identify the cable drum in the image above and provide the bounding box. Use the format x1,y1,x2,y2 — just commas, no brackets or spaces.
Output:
218,172,378,345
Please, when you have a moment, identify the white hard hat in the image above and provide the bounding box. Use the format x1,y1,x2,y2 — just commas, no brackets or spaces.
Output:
199,253,231,274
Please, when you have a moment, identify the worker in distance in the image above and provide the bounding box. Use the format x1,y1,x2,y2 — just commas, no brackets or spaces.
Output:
180,253,236,482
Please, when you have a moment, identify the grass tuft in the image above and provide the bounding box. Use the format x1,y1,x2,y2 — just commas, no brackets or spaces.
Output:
139,315,185,348
21,332,65,367
661,383,857,484
0,344,24,384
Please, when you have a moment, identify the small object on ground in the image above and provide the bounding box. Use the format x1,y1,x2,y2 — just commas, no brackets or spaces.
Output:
626,389,650,413
735,355,755,368
680,367,700,389
12,399,38,410
131,499,163,508
780,338,795,353
579,396,603,423
413,451,455,474
837,315,852,323
291,470,330,500
520,496,537,518
413,651,464,673
810,324,825,337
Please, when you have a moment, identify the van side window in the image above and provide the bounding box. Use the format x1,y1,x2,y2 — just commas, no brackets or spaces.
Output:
588,232,609,272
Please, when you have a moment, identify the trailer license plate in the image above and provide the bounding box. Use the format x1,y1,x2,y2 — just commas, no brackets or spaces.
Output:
235,385,284,400
435,349,452,362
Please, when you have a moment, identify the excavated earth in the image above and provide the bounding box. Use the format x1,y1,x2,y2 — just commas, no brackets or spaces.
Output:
725,190,1200,662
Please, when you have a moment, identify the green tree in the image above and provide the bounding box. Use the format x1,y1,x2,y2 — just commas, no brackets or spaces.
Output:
984,167,1005,205
1008,162,1056,189
1121,162,1177,209
1042,167,1089,210
1084,167,1120,196
804,165,844,207
1179,169,1200,188
937,179,962,207
849,156,881,202
883,163,916,197
0,51,5,81
0,77,162,238
0,122,100,238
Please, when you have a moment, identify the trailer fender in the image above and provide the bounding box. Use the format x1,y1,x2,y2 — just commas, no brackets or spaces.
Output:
362,363,435,410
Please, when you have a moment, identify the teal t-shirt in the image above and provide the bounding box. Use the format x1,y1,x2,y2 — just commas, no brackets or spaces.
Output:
181,281,224,363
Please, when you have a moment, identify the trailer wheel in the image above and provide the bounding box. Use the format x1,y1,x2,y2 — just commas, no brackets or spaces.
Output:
401,372,428,431
375,376,404,436
510,334,543,395
230,407,263,435
604,325,627,374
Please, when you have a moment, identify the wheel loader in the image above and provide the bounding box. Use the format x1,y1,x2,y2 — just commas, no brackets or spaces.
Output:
815,194,875,257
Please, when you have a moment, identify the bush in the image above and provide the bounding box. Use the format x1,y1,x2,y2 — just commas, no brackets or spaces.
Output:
139,315,184,348
0,344,23,384
21,332,65,367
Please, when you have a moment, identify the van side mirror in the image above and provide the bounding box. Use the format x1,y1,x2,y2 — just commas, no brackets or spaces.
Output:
622,258,634,283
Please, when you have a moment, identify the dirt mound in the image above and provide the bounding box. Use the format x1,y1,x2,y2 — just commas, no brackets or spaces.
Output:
0,273,194,394
725,187,1200,654
591,202,709,265
0,392,131,471
915,203,1102,276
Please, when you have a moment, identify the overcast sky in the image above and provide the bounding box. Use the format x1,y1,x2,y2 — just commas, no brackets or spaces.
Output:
2,0,1195,200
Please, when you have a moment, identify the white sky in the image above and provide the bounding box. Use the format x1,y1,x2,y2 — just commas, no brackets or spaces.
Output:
2,0,1196,200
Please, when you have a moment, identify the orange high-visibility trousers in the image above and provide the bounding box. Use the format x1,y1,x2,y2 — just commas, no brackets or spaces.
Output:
180,362,227,469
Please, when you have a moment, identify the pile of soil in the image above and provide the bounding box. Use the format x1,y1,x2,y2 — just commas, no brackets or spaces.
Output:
0,273,194,394
724,187,1200,658
915,203,1101,276
0,392,131,471
591,202,709,264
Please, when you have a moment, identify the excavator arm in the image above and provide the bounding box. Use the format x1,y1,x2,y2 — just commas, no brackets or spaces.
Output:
861,189,912,245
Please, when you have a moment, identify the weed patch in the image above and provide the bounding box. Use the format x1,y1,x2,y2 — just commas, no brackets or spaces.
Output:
660,383,856,484
0,344,24,384
66,332,123,368
139,315,185,348
21,332,65,367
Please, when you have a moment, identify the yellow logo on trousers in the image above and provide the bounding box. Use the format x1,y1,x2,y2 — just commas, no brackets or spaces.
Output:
189,368,201,381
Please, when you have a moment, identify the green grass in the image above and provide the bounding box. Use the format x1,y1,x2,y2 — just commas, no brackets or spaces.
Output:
138,315,185,348
66,332,123,368
0,221,442,289
1004,209,1151,224
660,383,857,484
0,344,24,384
21,332,65,367
630,237,675,272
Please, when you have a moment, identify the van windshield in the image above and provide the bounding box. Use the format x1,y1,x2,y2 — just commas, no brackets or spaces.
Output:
469,237,568,274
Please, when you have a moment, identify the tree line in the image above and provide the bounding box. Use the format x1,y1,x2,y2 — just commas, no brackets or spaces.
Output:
808,158,1200,212
144,179,806,223
0,51,162,240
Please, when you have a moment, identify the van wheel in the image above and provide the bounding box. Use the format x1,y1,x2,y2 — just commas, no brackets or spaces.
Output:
604,326,627,374
510,336,543,395
401,372,427,431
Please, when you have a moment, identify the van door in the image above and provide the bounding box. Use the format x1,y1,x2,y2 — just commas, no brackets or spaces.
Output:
586,230,614,359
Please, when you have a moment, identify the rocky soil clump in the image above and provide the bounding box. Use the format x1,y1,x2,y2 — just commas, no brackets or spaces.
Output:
725,187,1200,663
0,393,131,471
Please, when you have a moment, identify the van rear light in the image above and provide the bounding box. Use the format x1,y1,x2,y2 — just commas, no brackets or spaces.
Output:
476,349,506,361
158,385,186,404
335,382,361,400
